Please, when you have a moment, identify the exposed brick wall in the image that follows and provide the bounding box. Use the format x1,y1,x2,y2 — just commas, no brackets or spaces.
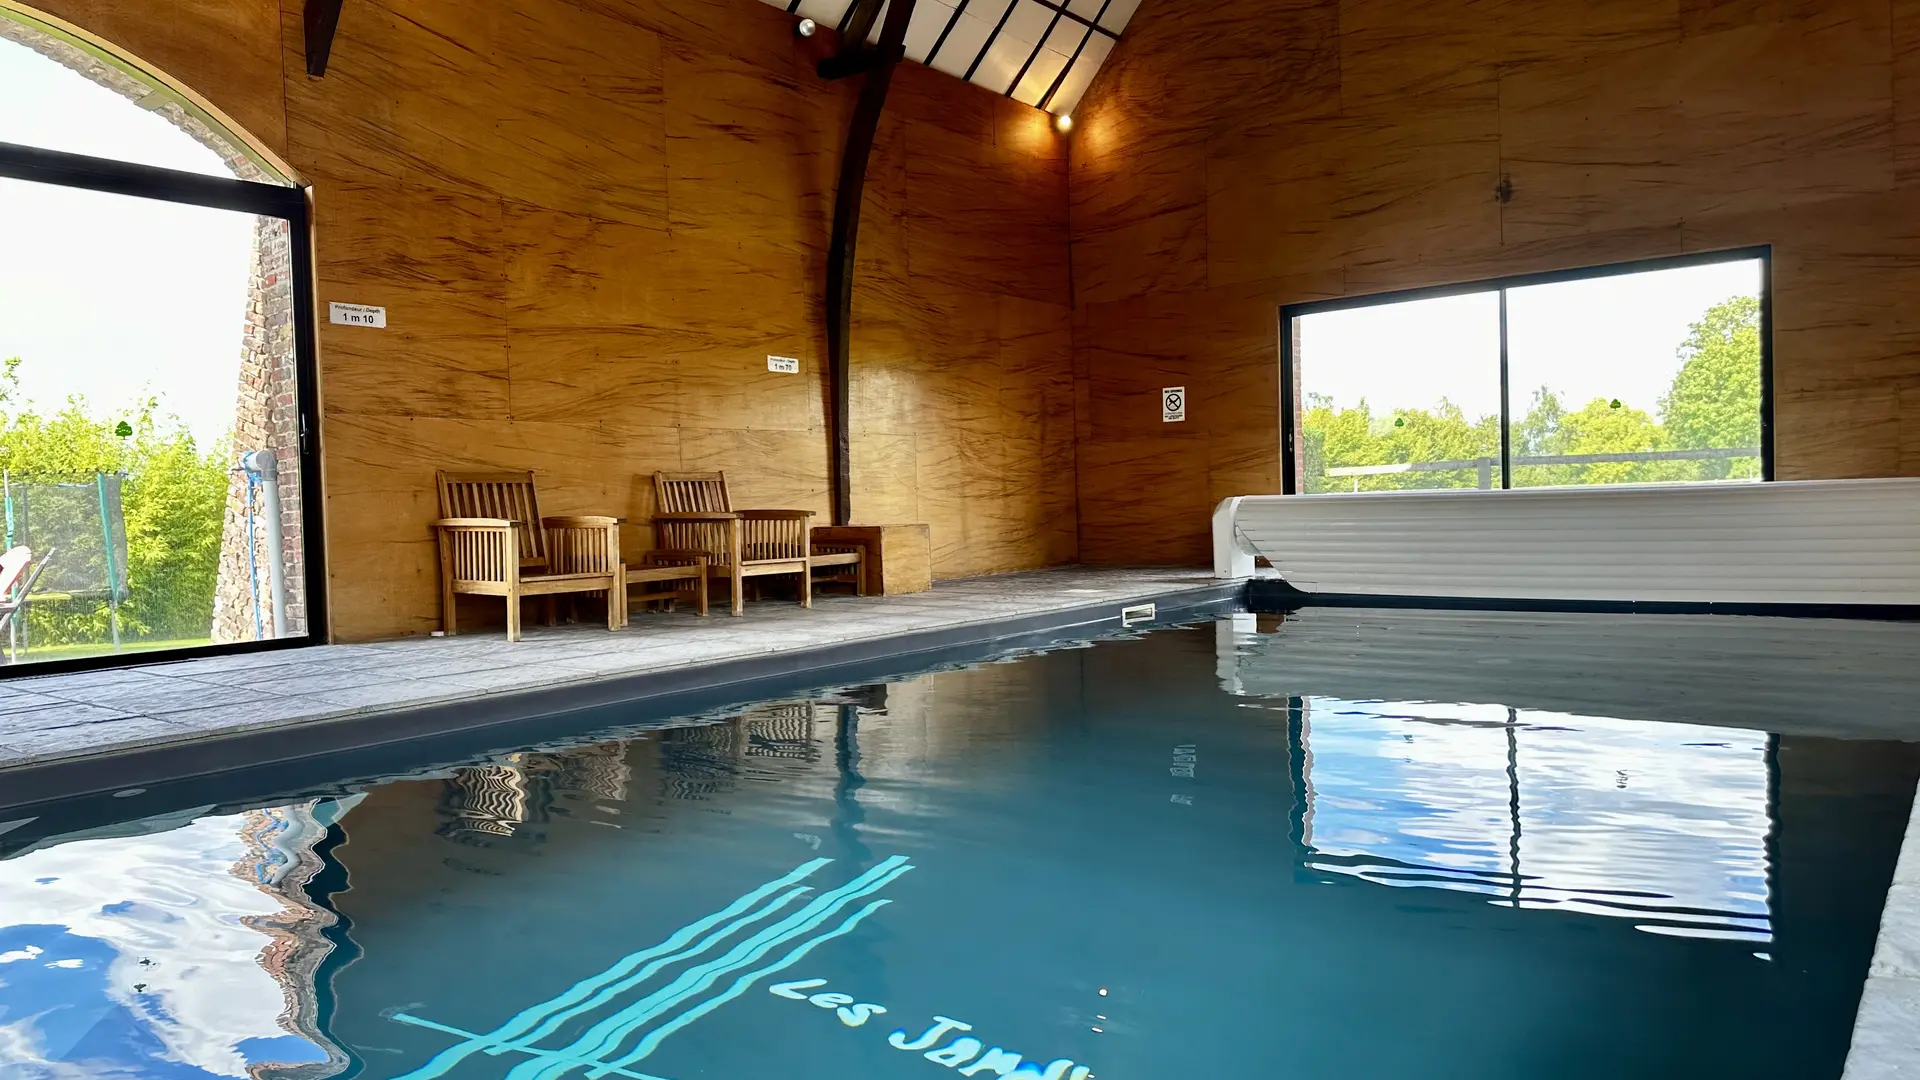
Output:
212,218,306,643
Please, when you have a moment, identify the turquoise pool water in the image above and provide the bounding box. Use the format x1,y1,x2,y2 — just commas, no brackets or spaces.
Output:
2,615,1916,1079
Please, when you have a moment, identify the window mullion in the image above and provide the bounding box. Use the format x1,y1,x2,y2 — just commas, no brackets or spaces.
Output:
1498,288,1512,490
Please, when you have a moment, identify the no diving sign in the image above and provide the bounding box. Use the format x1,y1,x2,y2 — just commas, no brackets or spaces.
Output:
1162,386,1186,423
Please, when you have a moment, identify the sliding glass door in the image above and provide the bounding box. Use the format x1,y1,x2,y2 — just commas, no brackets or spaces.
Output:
1283,250,1770,495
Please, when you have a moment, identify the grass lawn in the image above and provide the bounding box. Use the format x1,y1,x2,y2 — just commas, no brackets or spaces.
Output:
5,637,213,664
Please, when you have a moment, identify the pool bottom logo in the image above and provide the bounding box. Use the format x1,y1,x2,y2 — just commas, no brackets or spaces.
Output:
768,980,1094,1080
387,856,911,1080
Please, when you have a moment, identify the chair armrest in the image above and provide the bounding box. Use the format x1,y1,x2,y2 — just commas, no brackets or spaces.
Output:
655,512,740,522
437,521,518,585
737,509,816,520
543,515,626,528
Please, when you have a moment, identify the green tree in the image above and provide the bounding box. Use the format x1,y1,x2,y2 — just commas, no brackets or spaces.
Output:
1661,295,1762,480
1511,391,1689,487
0,358,229,647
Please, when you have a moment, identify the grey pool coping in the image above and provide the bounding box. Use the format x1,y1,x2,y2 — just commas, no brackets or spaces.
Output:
0,566,1234,808
1848,790,1920,1079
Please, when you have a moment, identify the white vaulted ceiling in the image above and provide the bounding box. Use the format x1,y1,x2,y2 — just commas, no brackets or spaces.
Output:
760,0,1138,116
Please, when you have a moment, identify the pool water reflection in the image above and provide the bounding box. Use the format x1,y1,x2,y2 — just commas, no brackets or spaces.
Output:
1286,699,1774,942
2,617,1915,1079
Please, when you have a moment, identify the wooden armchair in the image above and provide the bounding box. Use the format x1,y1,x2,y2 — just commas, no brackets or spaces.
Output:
433,471,626,641
650,472,864,616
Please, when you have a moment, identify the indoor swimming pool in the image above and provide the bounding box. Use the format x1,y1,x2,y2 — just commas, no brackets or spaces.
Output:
2,612,1916,1080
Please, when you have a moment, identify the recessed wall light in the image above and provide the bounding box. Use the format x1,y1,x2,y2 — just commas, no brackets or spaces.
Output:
1054,113,1074,133
796,17,817,36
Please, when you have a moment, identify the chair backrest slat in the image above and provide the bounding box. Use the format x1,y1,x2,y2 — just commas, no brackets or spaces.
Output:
546,521,619,575
438,471,547,569
653,472,732,515
659,519,732,565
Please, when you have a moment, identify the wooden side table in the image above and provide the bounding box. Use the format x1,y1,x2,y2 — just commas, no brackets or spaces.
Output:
812,524,932,595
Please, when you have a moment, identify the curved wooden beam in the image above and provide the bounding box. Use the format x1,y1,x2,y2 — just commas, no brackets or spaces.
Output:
305,0,345,77
823,0,916,526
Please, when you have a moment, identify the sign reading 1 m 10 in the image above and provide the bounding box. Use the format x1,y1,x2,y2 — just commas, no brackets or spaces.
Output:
329,302,387,328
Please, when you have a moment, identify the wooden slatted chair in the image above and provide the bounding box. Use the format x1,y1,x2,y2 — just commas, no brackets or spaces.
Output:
433,471,625,641
650,472,864,616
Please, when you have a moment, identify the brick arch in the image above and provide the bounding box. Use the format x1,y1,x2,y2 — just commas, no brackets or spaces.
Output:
0,3,308,646
0,3,290,183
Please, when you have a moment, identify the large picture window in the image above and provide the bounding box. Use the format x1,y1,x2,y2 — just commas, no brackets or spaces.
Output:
0,7,322,676
1282,250,1771,495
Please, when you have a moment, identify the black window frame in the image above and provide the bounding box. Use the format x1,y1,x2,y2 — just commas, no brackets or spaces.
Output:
0,140,327,679
1278,246,1775,495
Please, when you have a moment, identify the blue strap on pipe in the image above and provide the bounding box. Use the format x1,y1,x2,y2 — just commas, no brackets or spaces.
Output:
245,470,264,641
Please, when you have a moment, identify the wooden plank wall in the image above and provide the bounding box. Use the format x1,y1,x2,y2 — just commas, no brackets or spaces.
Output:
25,0,1076,640
1069,0,1920,564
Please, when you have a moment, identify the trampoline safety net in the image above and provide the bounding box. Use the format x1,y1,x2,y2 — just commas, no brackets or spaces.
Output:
1,473,130,602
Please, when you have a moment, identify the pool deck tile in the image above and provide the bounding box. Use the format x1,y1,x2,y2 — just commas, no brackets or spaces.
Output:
0,716,201,760
1895,823,1920,887
35,671,251,714
154,695,349,736
1847,977,1920,1079
0,686,74,711
1869,883,1920,979
8,702,139,731
1850,796,1920,1078
0,566,1219,774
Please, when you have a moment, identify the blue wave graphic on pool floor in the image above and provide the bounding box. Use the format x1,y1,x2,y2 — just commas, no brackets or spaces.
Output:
389,855,910,1080
597,897,894,1075
508,855,914,1080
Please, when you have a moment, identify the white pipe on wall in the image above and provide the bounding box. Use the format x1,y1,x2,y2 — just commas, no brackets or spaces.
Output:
241,449,289,638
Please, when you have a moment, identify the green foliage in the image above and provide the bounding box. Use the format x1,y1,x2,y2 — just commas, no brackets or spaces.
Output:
1510,391,1691,488
1301,395,1501,493
1300,296,1763,491
1,358,228,646
1662,295,1763,480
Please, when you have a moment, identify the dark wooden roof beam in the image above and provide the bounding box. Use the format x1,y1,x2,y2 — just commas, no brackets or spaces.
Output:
305,0,346,78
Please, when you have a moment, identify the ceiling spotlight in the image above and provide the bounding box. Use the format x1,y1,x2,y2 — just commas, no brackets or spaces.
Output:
796,17,817,36
1054,113,1074,133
